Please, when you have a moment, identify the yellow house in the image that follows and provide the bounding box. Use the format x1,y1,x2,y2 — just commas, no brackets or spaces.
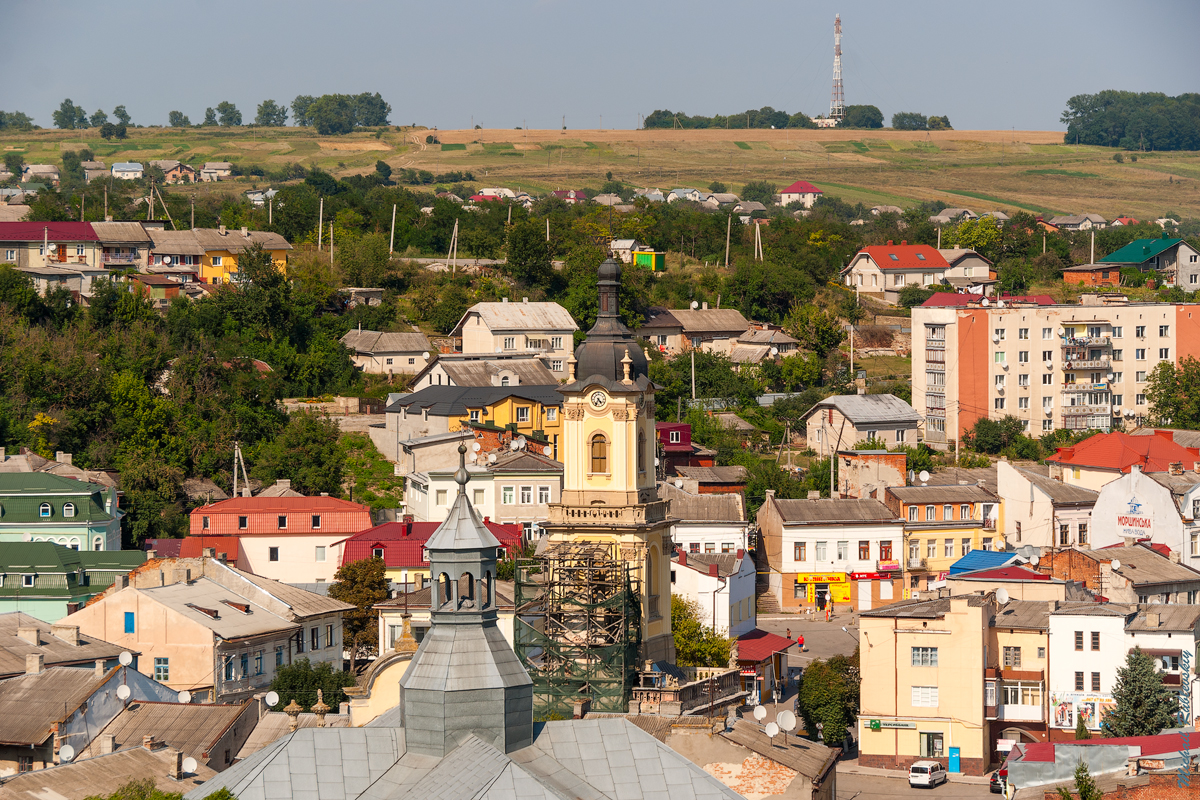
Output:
447,391,563,448
884,485,1003,595
191,226,292,285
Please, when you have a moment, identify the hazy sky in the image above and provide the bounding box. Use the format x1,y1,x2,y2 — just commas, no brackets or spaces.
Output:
10,0,1199,132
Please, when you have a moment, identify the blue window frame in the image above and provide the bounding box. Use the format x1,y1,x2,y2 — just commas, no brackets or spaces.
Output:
153,657,169,681
124,612,135,634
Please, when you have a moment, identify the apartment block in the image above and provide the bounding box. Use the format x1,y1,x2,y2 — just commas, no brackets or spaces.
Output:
913,298,1200,448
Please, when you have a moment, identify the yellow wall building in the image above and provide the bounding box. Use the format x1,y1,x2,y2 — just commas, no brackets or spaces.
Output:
884,485,1003,595
191,226,292,284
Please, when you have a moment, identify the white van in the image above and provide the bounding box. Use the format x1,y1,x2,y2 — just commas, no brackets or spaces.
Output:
909,760,948,788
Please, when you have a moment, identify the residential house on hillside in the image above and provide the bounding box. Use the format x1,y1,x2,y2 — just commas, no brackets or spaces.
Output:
21,165,59,186
671,549,756,638
883,484,1001,595
0,613,130,680
0,221,102,275
1061,262,1123,288
549,189,587,204
191,225,293,285
658,481,749,555
733,200,767,219
451,299,576,374
667,188,704,203
1099,234,1200,287
803,393,920,457
149,159,197,183
654,422,716,476
0,543,145,622
673,465,748,496
90,221,152,271
411,353,557,389
71,555,351,703
929,207,977,224
736,327,799,355
756,493,906,612
637,305,751,354
591,193,623,206
1048,213,1107,231
608,238,640,262
81,160,106,183
980,210,1010,224
187,496,374,583
843,241,991,302
1045,430,1200,491
996,460,1097,550
111,162,143,180
132,273,181,306
200,162,233,181
146,228,205,274
344,517,522,591
703,192,739,208
0,473,123,551
939,248,997,293
340,329,433,375
778,180,823,209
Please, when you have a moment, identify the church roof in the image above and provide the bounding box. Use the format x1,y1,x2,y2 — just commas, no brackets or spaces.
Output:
561,258,653,393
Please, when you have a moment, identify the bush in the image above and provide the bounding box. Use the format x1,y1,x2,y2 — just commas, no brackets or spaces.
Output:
898,284,936,307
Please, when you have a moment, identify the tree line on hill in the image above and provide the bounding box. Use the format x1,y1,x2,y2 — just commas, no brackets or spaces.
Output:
643,107,819,129
1061,90,1200,151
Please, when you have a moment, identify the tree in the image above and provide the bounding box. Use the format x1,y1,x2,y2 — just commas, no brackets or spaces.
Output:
89,108,108,127
708,180,727,193
504,219,553,287
785,304,845,358
1146,357,1200,427
897,284,936,307
291,95,316,126
251,410,345,496
671,595,732,667
215,101,242,126
0,110,34,131
960,415,1026,455
203,107,218,126
1103,646,1179,737
841,105,883,129
797,649,860,746
352,92,392,126
4,152,24,180
327,557,390,667
427,284,470,334
741,180,776,205
891,111,928,130
945,217,1002,262
114,123,127,140
375,160,392,183
99,122,116,140
52,98,87,130
339,232,391,287
1056,760,1102,800
308,94,356,135
167,110,190,127
268,658,358,711
928,115,952,130
112,105,131,125
1074,714,1091,740
255,99,288,127
84,778,237,800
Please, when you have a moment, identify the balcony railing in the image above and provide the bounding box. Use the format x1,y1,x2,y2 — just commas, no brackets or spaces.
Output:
102,253,138,264
1062,336,1111,347
907,557,926,570
1063,359,1111,370
1062,383,1109,393
985,704,1046,723
1062,405,1111,417
547,500,668,526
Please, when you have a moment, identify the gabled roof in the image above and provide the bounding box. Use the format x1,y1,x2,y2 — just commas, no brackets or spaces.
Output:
855,243,948,271
659,483,746,522
415,356,557,388
674,465,748,484
138,579,297,639
806,393,920,425
194,495,371,515
191,227,293,254
780,180,822,195
955,564,1049,582
340,329,432,355
344,518,521,568
1009,465,1099,505
1098,237,1185,264
888,484,997,504
772,498,901,524
655,307,750,334
384,384,564,417
89,221,152,244
452,301,577,335
178,535,241,561
0,221,98,242
1045,430,1200,473
948,549,1018,576
0,613,129,678
990,599,1051,630
0,741,218,798
489,450,563,473
1081,543,1200,588
738,328,799,346
226,566,354,618
77,699,249,761
673,551,744,578
111,162,143,171
146,228,205,255
0,666,112,745
736,628,796,662
938,248,994,267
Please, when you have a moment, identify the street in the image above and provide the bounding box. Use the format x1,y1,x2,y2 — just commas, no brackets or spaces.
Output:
837,772,992,799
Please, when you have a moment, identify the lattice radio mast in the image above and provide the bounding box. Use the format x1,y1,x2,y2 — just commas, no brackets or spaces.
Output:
829,14,845,123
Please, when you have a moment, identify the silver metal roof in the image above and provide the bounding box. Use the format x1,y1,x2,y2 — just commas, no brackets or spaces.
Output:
807,393,920,425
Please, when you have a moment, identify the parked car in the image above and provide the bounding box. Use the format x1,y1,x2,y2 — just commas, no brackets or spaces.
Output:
909,760,949,788
990,767,1008,794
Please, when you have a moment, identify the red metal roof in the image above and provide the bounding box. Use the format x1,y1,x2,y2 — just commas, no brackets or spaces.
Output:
857,243,948,271
0,222,99,242
736,628,796,663
1045,430,1200,473
958,565,1049,581
179,535,242,561
341,519,523,568
1020,732,1192,763
195,496,370,514
780,180,823,195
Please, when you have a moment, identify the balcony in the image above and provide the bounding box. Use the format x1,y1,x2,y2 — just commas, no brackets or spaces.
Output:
907,557,926,570
1062,336,1111,347
1063,405,1111,417
1063,359,1111,370
546,500,668,526
102,253,139,265
926,361,945,371
985,704,1046,723
1062,383,1109,393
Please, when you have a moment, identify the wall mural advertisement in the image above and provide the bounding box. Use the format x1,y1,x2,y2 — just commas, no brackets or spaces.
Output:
1050,691,1115,730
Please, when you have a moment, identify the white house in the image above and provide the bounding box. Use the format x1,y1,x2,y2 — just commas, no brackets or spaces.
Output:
1046,603,1129,734
670,550,757,638
451,299,577,373
1088,465,1200,563
111,162,143,180
410,354,558,389
609,239,640,263
778,180,823,210
200,162,233,182
997,461,1098,550
658,482,749,555
667,188,704,203
339,329,433,375
804,393,921,457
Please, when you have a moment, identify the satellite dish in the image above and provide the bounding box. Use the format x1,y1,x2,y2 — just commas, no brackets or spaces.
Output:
59,745,75,763
47,242,57,250
178,690,192,704
992,335,1000,343
753,705,767,721
472,442,482,452
422,352,431,360
510,440,520,451
182,756,198,775
918,470,930,484
119,651,133,666
770,347,779,356
1030,554,1040,566
543,445,553,456
1107,373,1115,381
996,300,1005,308
674,479,684,488
1045,360,1053,369
488,453,497,464
162,255,172,265
981,298,990,307
995,588,1010,605
1044,408,1054,416
765,722,780,738
265,691,280,708
117,684,131,700
1057,327,1065,335
516,436,527,450
777,710,797,732
1110,559,1121,572
690,300,699,310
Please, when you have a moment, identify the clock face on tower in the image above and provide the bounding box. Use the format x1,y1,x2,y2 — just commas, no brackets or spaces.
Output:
589,391,607,409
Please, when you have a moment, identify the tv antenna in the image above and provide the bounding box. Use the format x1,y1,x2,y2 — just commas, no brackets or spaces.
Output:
829,15,845,123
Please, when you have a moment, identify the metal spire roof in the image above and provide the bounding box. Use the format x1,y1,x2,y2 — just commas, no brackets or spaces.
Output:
424,446,501,552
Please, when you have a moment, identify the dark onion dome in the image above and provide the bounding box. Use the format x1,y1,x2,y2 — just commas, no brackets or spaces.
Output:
564,257,651,391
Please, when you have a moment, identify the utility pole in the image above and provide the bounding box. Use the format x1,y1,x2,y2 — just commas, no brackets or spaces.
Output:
268,196,273,226
318,197,324,249
104,186,107,220
190,198,194,230
690,348,696,401
389,203,397,253
1090,229,1095,264
724,215,732,267
80,193,85,222
330,223,334,261
546,218,550,243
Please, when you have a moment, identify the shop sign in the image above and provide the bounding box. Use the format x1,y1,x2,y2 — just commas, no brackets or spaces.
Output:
740,668,758,676
997,739,1015,752
850,572,890,580
877,560,901,572
1117,497,1152,538
794,573,848,584
868,719,916,730
1050,691,1115,729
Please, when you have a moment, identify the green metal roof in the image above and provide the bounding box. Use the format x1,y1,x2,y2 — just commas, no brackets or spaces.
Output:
0,474,115,524
0,542,84,572
1098,237,1184,264
0,473,108,496
77,551,145,571
0,543,142,599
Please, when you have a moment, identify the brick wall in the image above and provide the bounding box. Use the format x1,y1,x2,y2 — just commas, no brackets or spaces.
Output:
858,752,990,776
1037,549,1101,592
1047,772,1200,799
1063,271,1121,288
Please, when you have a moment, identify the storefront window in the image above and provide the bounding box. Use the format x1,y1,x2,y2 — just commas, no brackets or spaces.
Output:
920,732,944,758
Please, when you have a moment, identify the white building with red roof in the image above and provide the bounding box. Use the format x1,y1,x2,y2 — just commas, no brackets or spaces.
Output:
1046,430,1200,492
188,496,374,583
778,179,823,209
843,240,997,303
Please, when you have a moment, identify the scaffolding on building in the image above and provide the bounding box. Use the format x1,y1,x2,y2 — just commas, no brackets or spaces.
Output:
514,540,642,718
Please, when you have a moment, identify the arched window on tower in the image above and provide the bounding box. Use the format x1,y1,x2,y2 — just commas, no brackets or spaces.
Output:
590,434,608,474
637,430,646,474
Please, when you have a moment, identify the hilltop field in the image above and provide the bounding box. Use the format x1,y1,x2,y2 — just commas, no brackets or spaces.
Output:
4,125,1199,220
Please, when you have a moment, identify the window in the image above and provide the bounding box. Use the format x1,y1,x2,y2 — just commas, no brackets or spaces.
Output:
238,516,248,530
275,514,287,529
1091,631,1100,651
202,516,210,530
501,486,514,504
1079,523,1087,545
943,504,953,520
1113,395,1123,406
794,542,806,561
925,505,935,521
500,376,509,386
896,429,906,443
958,504,969,520
39,502,51,518
1074,631,1083,651
1019,328,1029,340
859,541,870,560
1019,373,1029,387
520,486,532,504
408,358,415,365
1162,654,1181,672
503,336,515,350
1136,370,1147,382
550,336,563,349
516,407,530,423
1060,524,1071,546
550,360,563,372
927,539,936,558
994,328,1006,341
538,485,550,504
372,547,384,559
1137,393,1147,405
296,632,304,653
22,574,34,587
1042,373,1053,385
880,540,892,560
546,407,557,422
255,651,263,675
1112,372,1122,383
909,506,919,522
995,398,1006,410
1136,348,1146,360
474,488,485,505
269,547,279,562
1160,348,1170,360
669,430,682,444
704,542,715,553
1018,351,1029,363
944,539,954,558
1037,646,1046,659
3,249,13,261
315,546,326,562
311,628,320,651
911,686,939,707
1112,350,1123,362
836,541,848,560
1090,671,1101,692
1160,325,1170,337
1136,325,1146,337
590,434,608,473
656,334,669,346
1018,397,1029,410
435,489,447,505
1003,646,1021,668
1042,350,1054,362
240,653,249,678
1042,327,1053,339
469,409,480,422
1043,418,1055,431
815,541,827,561
124,611,135,633
995,374,1006,387
912,647,939,667
154,657,169,682
62,502,75,518
326,624,334,648
962,537,972,555
212,256,223,267
1074,671,1085,691
385,358,393,366
994,351,1006,363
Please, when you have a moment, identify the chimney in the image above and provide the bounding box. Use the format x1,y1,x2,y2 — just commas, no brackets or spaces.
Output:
17,627,40,646
901,240,907,246
702,302,709,310
65,602,81,615
105,215,113,222
99,734,116,755
708,563,720,577
241,487,251,497
1170,462,1184,476
61,453,72,466
737,548,745,560
95,659,106,677
219,224,227,235
1146,612,1160,628
143,735,156,750
522,297,529,303
217,552,227,565
277,479,291,489
147,549,157,560
202,547,215,558
26,653,44,675
807,490,821,500
0,447,6,461
240,226,249,237
50,624,79,646
502,296,509,303
887,240,894,246
765,489,775,502
168,749,183,780
1047,600,1058,612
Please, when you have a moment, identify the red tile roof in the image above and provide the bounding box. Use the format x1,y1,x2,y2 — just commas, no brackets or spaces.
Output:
179,535,242,561
958,565,1050,581
0,222,99,242
1045,430,1200,473
780,180,823,195
856,243,948,270
196,496,370,514
736,628,796,663
1113,216,1139,225
341,519,523,568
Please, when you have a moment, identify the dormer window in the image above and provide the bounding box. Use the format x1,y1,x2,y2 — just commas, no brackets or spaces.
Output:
202,516,210,530
62,503,75,518
311,515,321,529
373,547,385,559
669,431,681,444
39,503,51,518
277,515,287,530
22,575,34,587
238,516,248,530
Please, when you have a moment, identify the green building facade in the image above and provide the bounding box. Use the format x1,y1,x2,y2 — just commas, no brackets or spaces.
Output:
0,474,122,552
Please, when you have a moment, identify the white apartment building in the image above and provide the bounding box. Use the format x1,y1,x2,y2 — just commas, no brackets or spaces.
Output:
1046,604,1128,735
913,298,1200,448
450,299,577,377
670,550,757,638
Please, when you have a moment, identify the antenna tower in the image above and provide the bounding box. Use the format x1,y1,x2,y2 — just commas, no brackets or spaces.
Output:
830,14,845,123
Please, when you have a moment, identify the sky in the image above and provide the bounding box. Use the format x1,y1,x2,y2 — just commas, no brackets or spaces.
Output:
9,0,1199,132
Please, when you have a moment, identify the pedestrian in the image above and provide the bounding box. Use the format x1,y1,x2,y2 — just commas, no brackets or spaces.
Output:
797,634,805,651
786,627,791,641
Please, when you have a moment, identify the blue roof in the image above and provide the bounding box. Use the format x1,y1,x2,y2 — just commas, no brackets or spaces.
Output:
948,549,1017,576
